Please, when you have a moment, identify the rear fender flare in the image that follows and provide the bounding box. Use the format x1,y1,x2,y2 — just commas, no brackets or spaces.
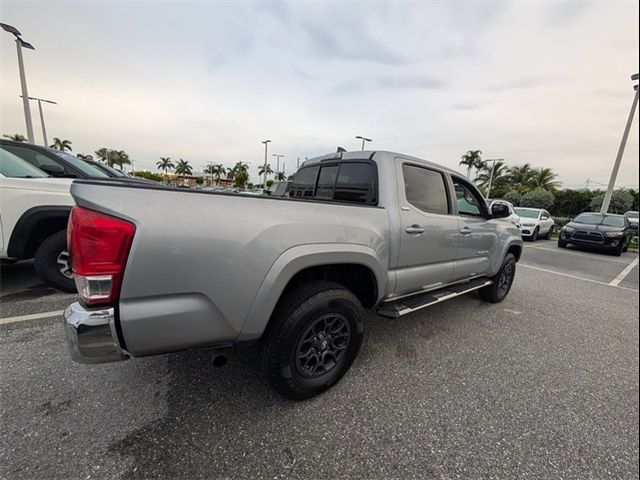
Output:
238,243,386,341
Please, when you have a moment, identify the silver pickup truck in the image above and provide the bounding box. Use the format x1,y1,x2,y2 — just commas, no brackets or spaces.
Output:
63,150,522,399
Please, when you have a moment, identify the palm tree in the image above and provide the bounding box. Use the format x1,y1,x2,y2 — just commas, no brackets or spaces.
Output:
531,167,561,190
475,161,509,193
156,157,175,183
275,171,287,181
50,137,73,151
210,163,225,185
3,133,27,142
174,159,193,184
95,148,110,163
507,164,536,190
110,150,131,170
459,150,483,178
258,163,273,178
76,153,93,161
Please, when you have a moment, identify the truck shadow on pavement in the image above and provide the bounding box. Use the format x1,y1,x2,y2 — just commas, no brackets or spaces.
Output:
105,296,493,479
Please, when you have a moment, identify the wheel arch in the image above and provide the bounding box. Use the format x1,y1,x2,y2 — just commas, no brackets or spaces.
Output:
7,206,71,259
238,244,386,341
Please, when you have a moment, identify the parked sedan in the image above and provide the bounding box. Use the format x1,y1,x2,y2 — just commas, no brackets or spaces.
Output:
558,212,636,256
514,207,555,241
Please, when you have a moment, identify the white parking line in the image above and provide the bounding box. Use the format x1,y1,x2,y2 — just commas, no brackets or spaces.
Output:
519,263,638,292
525,245,635,264
0,310,64,325
610,256,640,287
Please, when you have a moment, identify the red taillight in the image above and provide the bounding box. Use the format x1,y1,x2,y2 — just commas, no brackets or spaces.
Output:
68,206,136,306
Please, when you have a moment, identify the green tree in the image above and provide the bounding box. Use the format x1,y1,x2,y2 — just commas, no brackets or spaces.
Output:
274,171,287,181
531,167,561,190
507,164,535,191
133,171,164,182
76,153,93,160
156,157,175,183
209,163,226,184
476,161,509,195
459,150,483,178
3,133,27,142
522,188,555,210
590,189,634,214
95,148,110,163
50,137,72,151
258,163,273,178
175,159,193,183
502,190,523,207
110,150,131,170
234,170,249,188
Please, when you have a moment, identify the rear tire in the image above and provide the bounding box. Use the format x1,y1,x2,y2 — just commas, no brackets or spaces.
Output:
558,239,568,248
545,226,554,240
614,243,624,257
480,253,516,303
34,230,76,293
261,280,364,400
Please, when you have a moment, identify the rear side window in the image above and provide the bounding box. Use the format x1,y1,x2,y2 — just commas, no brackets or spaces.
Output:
402,164,449,215
3,145,70,175
289,166,319,198
289,162,378,205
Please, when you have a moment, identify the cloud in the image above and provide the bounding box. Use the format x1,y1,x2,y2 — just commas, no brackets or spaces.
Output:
485,76,559,92
376,75,445,90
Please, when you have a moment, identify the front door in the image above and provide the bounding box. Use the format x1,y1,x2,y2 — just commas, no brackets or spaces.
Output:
394,161,460,296
451,176,500,281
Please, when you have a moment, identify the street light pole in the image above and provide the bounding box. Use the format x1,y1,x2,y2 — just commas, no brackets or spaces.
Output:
355,135,372,151
21,96,57,146
600,74,639,214
2,23,36,143
261,139,271,187
484,158,504,198
272,154,284,175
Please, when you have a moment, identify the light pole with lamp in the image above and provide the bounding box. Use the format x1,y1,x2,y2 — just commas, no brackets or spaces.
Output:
600,73,639,214
484,158,504,198
355,135,372,151
261,139,271,188
272,154,284,175
20,96,57,146
1,23,36,143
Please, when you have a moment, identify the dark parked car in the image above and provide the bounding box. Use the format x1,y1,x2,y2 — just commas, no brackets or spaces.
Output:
558,212,637,256
1,140,108,179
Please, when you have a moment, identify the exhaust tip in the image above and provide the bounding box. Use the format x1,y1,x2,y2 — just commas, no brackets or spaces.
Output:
212,355,228,367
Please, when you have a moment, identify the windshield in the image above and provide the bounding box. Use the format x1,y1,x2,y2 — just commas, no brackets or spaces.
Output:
0,148,48,178
625,211,639,218
52,150,109,177
574,213,625,227
514,208,540,219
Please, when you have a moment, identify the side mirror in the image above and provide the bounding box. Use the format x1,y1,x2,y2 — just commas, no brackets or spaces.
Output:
630,222,639,230
39,163,66,177
491,203,510,219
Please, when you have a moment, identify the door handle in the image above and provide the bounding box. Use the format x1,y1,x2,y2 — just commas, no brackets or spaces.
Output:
405,225,425,235
460,227,472,235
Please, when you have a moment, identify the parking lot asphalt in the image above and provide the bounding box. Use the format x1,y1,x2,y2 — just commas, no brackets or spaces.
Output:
1,242,638,479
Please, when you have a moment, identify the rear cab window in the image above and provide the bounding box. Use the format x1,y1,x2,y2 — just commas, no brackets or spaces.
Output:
289,161,378,205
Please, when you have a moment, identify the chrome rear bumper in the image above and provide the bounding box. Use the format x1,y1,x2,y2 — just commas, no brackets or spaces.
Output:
63,302,128,364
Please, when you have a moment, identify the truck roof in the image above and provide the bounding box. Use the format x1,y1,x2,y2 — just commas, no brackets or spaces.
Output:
302,150,459,176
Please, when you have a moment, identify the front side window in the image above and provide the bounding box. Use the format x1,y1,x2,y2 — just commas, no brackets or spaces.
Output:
3,145,68,174
402,164,449,215
453,178,485,217
0,148,48,178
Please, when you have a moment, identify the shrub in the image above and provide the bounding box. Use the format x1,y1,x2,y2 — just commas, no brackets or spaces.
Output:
522,188,555,210
502,190,522,206
590,189,634,214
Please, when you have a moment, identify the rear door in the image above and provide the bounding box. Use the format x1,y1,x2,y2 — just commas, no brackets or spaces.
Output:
451,176,499,281
394,161,459,296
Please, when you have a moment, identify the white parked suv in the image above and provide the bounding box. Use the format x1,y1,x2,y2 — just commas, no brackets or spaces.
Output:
514,207,555,241
0,148,75,291
487,199,521,230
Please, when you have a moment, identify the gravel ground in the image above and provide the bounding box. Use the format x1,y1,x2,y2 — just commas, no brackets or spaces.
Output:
1,244,638,479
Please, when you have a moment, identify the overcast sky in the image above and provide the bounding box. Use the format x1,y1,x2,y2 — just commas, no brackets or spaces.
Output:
1,1,638,188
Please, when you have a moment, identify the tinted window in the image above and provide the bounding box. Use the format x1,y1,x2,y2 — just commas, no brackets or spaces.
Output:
53,151,108,177
402,165,449,214
315,165,339,199
289,166,319,198
0,148,48,178
333,163,377,204
453,179,485,217
3,145,70,175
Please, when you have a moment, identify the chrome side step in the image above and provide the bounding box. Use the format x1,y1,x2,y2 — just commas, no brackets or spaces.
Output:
377,278,493,318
